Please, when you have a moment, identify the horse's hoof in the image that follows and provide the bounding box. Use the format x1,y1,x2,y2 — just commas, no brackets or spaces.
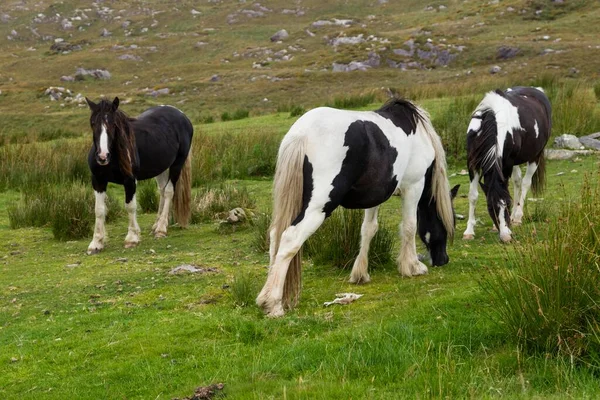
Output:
463,234,475,240
499,233,512,243
511,220,522,226
124,241,139,249
154,231,167,239
87,248,102,255
348,274,370,285
266,307,285,318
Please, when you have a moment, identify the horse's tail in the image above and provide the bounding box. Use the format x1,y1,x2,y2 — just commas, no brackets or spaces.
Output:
531,151,546,195
417,106,455,239
270,135,307,310
173,151,192,227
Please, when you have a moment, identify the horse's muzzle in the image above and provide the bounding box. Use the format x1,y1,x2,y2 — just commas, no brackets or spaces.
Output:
96,153,110,166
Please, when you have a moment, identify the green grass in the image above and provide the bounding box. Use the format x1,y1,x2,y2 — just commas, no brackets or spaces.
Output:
2,155,600,398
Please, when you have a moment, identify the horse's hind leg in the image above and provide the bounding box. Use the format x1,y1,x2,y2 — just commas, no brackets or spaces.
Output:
349,206,379,284
154,178,174,238
398,180,428,277
124,178,141,248
510,166,523,224
512,162,538,225
152,170,169,233
463,170,479,240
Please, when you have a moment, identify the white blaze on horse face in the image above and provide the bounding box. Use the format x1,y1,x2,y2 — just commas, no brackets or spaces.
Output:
497,200,512,242
477,91,523,159
534,120,539,138
99,123,109,159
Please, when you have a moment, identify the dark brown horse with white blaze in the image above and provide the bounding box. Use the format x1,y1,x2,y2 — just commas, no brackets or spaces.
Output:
463,86,551,242
257,98,458,317
85,97,193,255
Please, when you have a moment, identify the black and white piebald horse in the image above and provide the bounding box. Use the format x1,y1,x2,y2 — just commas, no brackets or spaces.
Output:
256,98,458,317
463,86,551,242
85,97,193,255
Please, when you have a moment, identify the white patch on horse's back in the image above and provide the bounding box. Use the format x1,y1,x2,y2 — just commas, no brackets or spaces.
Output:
160,104,185,114
506,88,513,92
424,232,430,244
534,120,539,138
477,91,523,159
467,117,481,133
99,123,109,157
535,87,545,93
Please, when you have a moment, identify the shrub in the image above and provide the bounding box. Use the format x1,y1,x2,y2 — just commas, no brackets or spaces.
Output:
137,180,159,213
594,82,600,102
221,109,249,121
190,184,255,224
305,208,395,269
481,174,600,364
289,105,305,117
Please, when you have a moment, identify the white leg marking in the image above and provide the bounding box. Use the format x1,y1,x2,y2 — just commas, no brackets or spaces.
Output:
154,180,173,238
510,166,522,223
498,201,512,242
268,228,277,266
534,120,539,138
124,193,141,248
349,207,379,284
513,162,537,225
257,210,325,317
398,180,428,277
463,172,479,240
153,170,169,233
87,191,107,254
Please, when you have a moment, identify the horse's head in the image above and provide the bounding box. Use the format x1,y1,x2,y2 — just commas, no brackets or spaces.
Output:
85,97,120,166
481,177,512,242
417,184,460,266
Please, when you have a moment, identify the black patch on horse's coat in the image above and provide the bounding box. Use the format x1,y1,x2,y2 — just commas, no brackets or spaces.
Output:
375,97,424,135
292,156,314,226
322,120,398,217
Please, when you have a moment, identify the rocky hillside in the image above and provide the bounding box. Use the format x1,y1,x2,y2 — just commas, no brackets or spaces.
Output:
0,0,599,128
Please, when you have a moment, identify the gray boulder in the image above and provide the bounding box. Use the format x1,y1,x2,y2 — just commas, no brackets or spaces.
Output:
270,29,289,42
554,134,582,150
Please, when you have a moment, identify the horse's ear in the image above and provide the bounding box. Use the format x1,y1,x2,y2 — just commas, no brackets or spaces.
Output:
112,97,120,111
85,97,98,111
450,185,460,200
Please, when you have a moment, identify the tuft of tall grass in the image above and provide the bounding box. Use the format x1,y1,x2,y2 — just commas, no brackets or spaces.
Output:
251,212,272,254
190,184,256,224
594,82,600,102
191,130,279,185
221,109,250,121
230,272,259,307
481,173,600,364
8,183,123,240
433,95,479,162
329,92,376,109
137,180,159,213
305,208,395,269
289,105,305,117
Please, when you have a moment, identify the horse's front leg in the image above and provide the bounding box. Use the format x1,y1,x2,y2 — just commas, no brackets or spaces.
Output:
398,179,428,277
88,178,108,255
124,178,141,248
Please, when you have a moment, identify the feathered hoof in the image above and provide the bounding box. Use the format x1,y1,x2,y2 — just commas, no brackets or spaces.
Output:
463,233,475,240
124,241,139,249
87,247,102,255
499,233,512,243
511,219,523,226
154,231,167,239
348,274,371,285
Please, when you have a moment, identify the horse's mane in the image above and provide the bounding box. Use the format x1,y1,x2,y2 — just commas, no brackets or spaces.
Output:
376,97,426,134
467,109,503,179
96,100,137,177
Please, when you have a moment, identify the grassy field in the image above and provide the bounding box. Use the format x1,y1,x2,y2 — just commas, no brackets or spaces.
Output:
2,0,600,398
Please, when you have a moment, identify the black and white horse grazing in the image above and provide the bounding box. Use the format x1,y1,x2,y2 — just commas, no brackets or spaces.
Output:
463,87,551,242
85,97,193,254
256,98,458,317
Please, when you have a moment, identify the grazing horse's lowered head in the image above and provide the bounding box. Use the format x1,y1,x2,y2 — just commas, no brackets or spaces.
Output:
85,96,135,175
418,182,460,266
